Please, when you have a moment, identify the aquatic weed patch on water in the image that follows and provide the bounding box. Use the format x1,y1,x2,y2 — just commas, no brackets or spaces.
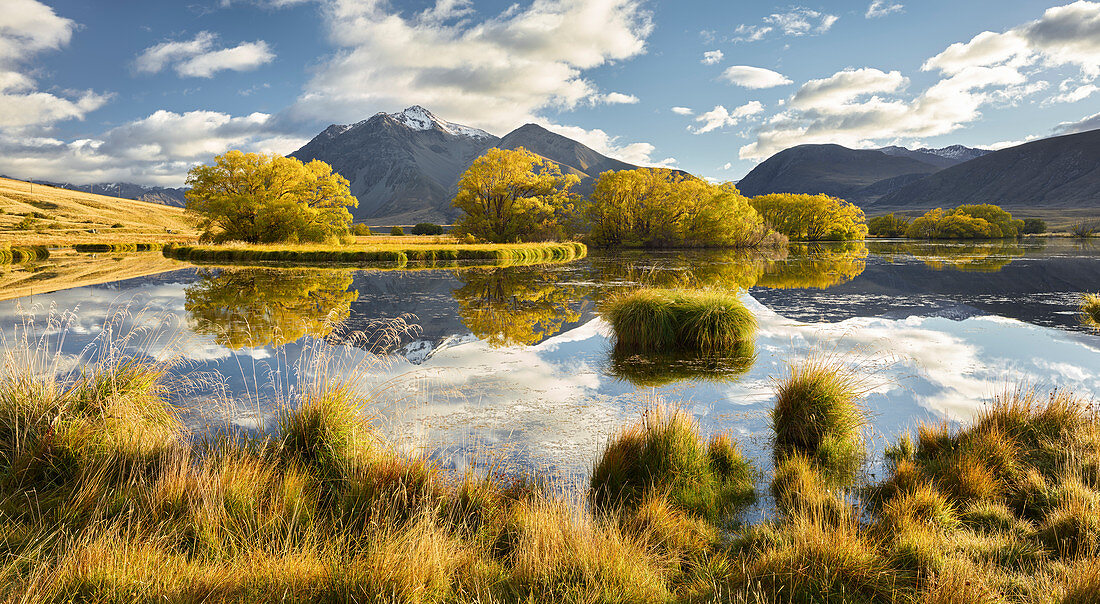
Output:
163,241,587,267
603,287,757,355
1082,293,1100,329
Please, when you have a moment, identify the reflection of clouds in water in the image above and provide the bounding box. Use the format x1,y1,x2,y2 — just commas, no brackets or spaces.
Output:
3,273,1100,478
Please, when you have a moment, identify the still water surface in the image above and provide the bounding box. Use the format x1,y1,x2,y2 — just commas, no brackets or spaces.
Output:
2,239,1099,479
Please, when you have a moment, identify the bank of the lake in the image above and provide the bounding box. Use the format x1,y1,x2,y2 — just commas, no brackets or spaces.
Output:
164,240,587,266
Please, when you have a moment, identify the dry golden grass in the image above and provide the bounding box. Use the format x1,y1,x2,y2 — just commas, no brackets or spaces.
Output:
0,177,199,245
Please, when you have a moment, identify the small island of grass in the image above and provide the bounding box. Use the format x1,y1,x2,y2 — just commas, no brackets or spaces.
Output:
603,287,757,355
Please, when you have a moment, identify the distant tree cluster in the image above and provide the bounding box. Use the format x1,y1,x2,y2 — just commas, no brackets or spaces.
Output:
867,213,911,238
905,204,1024,239
452,147,580,243
185,151,357,244
585,168,775,248
411,222,445,235
749,193,868,241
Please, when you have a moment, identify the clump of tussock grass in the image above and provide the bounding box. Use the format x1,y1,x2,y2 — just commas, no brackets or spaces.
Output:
770,453,851,522
1084,293,1100,329
590,407,756,525
771,356,868,484
0,244,48,263
603,287,756,355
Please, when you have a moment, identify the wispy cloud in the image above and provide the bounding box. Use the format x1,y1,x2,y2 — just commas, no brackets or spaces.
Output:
866,1,904,19
721,65,793,89
134,32,274,78
691,102,764,134
701,50,723,65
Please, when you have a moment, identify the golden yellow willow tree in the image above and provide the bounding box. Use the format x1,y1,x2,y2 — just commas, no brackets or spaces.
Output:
185,151,358,243
749,193,868,241
185,268,359,349
586,169,773,248
452,147,580,243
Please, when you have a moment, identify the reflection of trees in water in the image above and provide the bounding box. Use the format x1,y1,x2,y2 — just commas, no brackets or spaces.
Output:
185,268,359,349
868,240,1031,273
755,242,868,289
592,244,868,292
452,266,583,347
607,339,756,388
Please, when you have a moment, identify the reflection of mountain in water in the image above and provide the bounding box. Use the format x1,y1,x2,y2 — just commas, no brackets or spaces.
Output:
752,246,1100,330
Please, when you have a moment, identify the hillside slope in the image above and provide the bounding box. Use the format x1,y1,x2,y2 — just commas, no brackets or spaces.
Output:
874,129,1100,210
0,177,197,243
735,144,941,203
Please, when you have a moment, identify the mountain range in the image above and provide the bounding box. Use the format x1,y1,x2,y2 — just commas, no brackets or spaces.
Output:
289,106,641,224
15,180,188,207
735,144,992,205
11,105,1100,221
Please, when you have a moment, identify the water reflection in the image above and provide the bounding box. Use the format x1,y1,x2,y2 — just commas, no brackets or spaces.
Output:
184,268,359,348
755,242,867,289
868,240,1030,273
607,340,756,388
452,266,586,347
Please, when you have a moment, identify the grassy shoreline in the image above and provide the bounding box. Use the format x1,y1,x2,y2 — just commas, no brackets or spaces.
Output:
163,240,587,266
3,343,1098,601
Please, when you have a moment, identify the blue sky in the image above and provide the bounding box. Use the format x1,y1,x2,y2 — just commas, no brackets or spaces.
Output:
2,0,1099,187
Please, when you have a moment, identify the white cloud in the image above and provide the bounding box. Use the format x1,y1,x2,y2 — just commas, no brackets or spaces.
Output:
732,24,772,42
1053,111,1100,135
0,0,107,131
740,3,1100,160
789,67,907,110
134,32,274,78
720,162,732,170
702,50,723,65
923,1,1100,78
866,1,904,18
670,106,694,115
539,121,675,167
593,91,639,105
290,0,653,134
721,65,793,89
732,7,837,43
1050,83,1099,103
0,110,307,186
690,101,764,135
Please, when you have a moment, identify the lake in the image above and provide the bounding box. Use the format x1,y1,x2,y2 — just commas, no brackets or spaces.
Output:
3,239,1099,483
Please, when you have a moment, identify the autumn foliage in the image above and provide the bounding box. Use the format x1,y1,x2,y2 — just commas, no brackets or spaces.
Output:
749,193,868,241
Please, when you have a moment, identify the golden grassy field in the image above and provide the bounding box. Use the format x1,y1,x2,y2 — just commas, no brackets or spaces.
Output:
0,177,199,245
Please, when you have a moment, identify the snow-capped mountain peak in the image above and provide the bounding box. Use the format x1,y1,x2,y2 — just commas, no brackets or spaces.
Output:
385,105,494,139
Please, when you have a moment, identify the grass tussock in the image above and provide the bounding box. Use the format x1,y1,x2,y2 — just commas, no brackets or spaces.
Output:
163,240,587,267
0,244,48,263
603,287,756,355
590,407,756,526
1082,293,1100,329
772,356,868,484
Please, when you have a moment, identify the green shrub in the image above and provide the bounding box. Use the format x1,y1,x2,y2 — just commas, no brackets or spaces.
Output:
590,407,755,524
1021,218,1046,234
391,226,405,236
352,223,372,236
411,223,444,235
